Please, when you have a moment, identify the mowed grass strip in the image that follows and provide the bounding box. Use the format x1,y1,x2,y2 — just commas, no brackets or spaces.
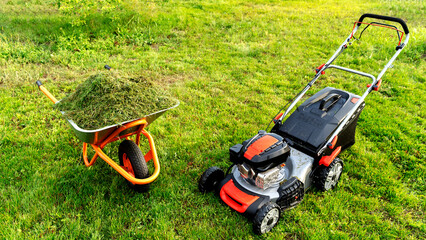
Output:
0,0,424,239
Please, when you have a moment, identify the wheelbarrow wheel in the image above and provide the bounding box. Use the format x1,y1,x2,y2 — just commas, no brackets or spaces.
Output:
118,140,150,192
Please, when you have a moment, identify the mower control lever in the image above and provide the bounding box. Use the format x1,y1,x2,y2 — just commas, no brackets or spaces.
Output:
358,13,409,34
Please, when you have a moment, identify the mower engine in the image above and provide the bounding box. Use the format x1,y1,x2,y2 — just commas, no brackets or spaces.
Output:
230,131,290,190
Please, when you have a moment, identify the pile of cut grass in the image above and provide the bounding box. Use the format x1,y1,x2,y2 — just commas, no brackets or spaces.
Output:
55,72,175,129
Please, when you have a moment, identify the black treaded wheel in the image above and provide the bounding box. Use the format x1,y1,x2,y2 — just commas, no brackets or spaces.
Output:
276,177,304,210
314,157,344,191
253,202,281,235
198,167,224,193
118,140,150,192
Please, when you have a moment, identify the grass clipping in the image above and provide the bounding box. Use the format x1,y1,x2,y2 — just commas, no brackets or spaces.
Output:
55,72,175,130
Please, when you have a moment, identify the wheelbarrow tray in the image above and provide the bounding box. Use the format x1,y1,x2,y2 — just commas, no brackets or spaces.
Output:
57,100,179,145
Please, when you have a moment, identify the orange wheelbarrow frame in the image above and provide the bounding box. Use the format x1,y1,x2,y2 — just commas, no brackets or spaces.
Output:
82,118,160,185
36,80,176,186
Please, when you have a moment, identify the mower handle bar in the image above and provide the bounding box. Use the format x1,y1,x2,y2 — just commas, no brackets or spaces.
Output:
358,13,409,34
327,65,375,83
276,14,409,155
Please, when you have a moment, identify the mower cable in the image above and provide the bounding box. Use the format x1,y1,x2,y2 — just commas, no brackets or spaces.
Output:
226,164,235,175
265,90,300,132
265,44,348,132
353,22,401,44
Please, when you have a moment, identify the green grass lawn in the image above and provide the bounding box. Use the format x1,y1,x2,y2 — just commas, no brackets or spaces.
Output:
0,0,425,239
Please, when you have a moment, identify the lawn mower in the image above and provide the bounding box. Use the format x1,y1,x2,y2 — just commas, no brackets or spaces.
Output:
198,14,409,234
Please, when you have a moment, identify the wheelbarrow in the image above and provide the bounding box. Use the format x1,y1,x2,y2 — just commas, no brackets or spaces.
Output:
35,77,179,192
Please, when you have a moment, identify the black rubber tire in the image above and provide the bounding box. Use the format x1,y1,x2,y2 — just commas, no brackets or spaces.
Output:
198,167,224,193
253,202,281,235
314,157,344,191
276,177,304,210
118,140,150,192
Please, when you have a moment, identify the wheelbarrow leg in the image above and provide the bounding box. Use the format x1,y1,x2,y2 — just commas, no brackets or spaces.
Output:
82,142,99,167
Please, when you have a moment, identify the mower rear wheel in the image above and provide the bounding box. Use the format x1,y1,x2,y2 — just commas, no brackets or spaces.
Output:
118,140,150,192
198,167,224,193
253,202,280,235
315,157,344,191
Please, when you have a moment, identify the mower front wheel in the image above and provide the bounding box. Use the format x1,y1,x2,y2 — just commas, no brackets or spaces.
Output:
315,157,344,191
198,167,224,193
253,202,281,235
118,140,150,192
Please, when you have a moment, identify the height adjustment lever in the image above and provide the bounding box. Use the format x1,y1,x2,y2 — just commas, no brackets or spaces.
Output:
315,63,326,75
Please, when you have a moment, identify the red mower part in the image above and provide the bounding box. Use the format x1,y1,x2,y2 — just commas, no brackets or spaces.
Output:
327,136,338,149
244,135,279,160
315,63,326,75
319,146,341,167
220,179,259,213
274,112,284,120
367,79,382,91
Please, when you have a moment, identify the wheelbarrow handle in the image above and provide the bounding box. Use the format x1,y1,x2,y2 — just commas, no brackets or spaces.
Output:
36,80,58,104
